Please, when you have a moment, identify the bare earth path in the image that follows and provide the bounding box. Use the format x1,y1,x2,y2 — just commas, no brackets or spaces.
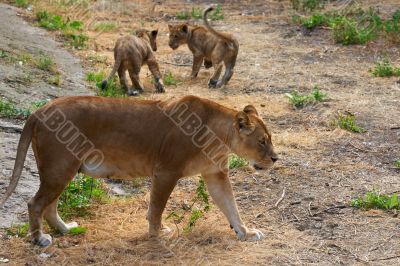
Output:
0,3,93,228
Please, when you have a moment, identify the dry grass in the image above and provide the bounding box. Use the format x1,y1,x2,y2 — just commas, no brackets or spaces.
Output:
1,0,400,264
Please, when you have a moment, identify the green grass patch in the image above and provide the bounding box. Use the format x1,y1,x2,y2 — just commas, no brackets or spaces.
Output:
228,154,248,169
13,0,29,8
176,10,190,20
351,190,399,210
86,70,125,98
0,98,48,120
35,52,55,72
36,10,88,49
285,86,327,108
293,6,399,45
69,226,87,235
58,174,108,219
372,57,400,77
334,113,365,133
5,223,29,237
167,178,211,233
47,74,62,86
176,5,223,20
163,71,181,86
93,22,118,32
394,160,400,168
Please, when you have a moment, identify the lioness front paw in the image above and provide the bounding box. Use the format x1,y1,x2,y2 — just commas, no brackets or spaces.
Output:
236,228,264,241
33,233,52,247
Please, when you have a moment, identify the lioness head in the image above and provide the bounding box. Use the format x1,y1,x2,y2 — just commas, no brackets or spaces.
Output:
233,105,278,170
137,29,159,51
168,24,189,50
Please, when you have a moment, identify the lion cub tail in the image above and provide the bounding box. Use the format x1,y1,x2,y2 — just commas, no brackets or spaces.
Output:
203,5,237,49
0,115,35,208
101,53,122,90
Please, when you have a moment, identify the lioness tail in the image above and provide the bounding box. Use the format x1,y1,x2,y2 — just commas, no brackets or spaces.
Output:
101,53,122,90
0,115,36,208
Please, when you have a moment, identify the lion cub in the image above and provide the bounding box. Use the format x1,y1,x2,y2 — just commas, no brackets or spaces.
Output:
102,29,164,96
168,6,239,88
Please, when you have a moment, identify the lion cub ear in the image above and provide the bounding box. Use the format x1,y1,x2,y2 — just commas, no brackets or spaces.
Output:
181,24,188,33
243,105,258,116
236,111,255,135
151,30,158,36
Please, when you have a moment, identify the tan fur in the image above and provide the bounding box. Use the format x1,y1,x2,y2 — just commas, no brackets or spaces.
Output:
0,95,277,246
102,29,164,96
168,6,239,88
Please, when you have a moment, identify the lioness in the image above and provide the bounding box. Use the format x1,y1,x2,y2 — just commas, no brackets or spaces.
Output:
0,96,278,246
168,6,239,88
101,29,165,96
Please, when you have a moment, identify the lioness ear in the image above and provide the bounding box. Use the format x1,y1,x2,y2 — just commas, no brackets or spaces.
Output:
151,30,158,36
182,24,188,33
236,111,255,135
243,105,258,116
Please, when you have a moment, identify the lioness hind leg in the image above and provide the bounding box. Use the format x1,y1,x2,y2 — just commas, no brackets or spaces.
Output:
28,170,76,246
44,199,78,234
147,175,177,237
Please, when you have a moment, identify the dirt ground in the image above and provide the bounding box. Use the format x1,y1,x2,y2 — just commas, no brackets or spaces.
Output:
0,0,400,265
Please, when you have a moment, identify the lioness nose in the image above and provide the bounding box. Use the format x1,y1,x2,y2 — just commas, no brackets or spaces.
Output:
271,156,278,162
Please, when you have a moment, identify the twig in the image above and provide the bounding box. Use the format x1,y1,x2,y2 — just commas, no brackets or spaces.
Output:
274,187,286,208
159,60,193,67
308,202,313,216
390,126,400,130
371,255,400,261
348,142,378,153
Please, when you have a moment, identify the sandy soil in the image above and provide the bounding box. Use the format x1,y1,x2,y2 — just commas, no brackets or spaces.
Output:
0,0,399,265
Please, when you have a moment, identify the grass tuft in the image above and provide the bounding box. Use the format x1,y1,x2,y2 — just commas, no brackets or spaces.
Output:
228,154,248,169
58,174,108,219
334,113,365,133
0,98,48,120
285,86,327,108
5,223,29,237
372,57,400,77
351,190,399,210
395,160,400,168
69,226,87,235
163,71,181,86
86,70,125,98
93,22,118,32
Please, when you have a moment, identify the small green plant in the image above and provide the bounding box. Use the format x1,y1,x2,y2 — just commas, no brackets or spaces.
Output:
167,178,211,233
229,154,248,169
37,11,66,31
93,22,118,32
176,10,190,20
372,57,400,77
334,113,365,133
285,87,327,108
6,223,29,237
209,4,224,20
351,190,399,210
395,160,400,168
163,71,181,86
86,71,125,97
58,174,108,219
14,0,29,8
69,226,87,235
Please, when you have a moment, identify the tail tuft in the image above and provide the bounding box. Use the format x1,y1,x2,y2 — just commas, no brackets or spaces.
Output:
101,80,108,90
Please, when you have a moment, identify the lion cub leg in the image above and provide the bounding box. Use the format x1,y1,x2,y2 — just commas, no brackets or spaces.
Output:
127,68,144,96
147,175,177,236
190,54,204,79
44,199,78,234
118,68,129,92
147,57,165,93
208,62,223,88
202,171,264,241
